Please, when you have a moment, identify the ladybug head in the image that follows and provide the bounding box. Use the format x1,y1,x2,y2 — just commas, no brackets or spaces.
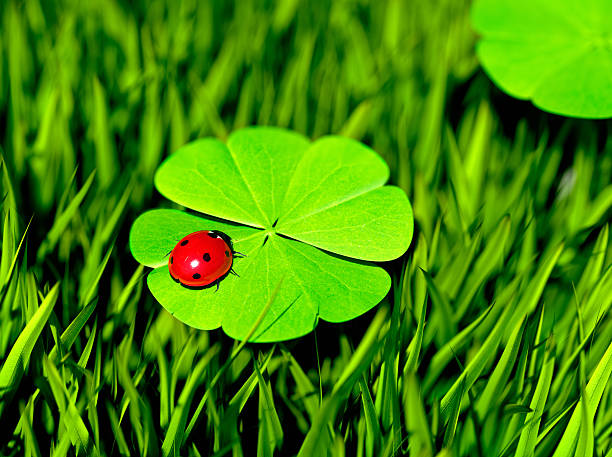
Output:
208,230,233,249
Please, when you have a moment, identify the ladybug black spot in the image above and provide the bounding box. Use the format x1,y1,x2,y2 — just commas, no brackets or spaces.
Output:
180,240,189,246
225,250,229,257
203,253,211,262
192,273,201,279
170,256,173,264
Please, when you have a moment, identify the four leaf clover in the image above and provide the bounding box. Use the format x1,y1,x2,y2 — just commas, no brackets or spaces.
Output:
129,127,413,342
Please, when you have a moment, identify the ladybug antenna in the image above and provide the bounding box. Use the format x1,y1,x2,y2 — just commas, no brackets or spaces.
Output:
165,249,172,257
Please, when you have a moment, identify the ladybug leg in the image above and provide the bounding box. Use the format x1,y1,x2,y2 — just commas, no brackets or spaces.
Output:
229,268,240,277
215,281,220,292
232,250,246,258
165,249,172,257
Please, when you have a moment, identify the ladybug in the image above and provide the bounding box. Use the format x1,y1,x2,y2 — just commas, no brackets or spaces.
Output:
168,230,242,289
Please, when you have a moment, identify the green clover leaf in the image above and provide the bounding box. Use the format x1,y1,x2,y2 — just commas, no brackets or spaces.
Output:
472,0,612,119
129,127,413,342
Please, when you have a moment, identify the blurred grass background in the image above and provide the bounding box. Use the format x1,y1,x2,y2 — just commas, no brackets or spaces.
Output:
0,0,611,456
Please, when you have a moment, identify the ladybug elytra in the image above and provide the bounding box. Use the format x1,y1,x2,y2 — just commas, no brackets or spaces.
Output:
168,230,240,289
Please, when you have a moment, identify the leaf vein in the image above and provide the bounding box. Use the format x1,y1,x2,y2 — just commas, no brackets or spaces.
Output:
225,145,270,226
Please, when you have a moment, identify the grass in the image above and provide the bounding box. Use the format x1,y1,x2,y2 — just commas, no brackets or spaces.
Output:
1,0,611,456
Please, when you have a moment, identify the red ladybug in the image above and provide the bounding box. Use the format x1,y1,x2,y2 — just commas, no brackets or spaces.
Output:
168,230,240,289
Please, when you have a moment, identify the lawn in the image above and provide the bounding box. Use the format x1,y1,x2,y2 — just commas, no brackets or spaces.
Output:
0,0,611,456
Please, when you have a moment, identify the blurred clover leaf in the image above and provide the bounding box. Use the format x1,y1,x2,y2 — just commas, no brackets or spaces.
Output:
472,0,612,118
129,127,413,342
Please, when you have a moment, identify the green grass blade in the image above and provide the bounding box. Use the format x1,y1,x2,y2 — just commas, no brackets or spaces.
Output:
43,355,92,453
454,215,511,320
91,76,117,188
19,399,42,457
36,170,96,262
576,224,608,301
358,375,383,454
440,313,525,422
284,349,320,422
513,243,564,323
297,307,388,457
76,319,97,369
80,245,113,305
404,372,434,456
475,316,525,418
515,345,555,457
105,401,131,456
404,287,427,374
0,283,60,411
0,213,30,292
421,268,455,344
162,345,220,456
443,376,465,449
254,359,283,456
552,340,612,457
424,300,496,393
48,299,97,364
